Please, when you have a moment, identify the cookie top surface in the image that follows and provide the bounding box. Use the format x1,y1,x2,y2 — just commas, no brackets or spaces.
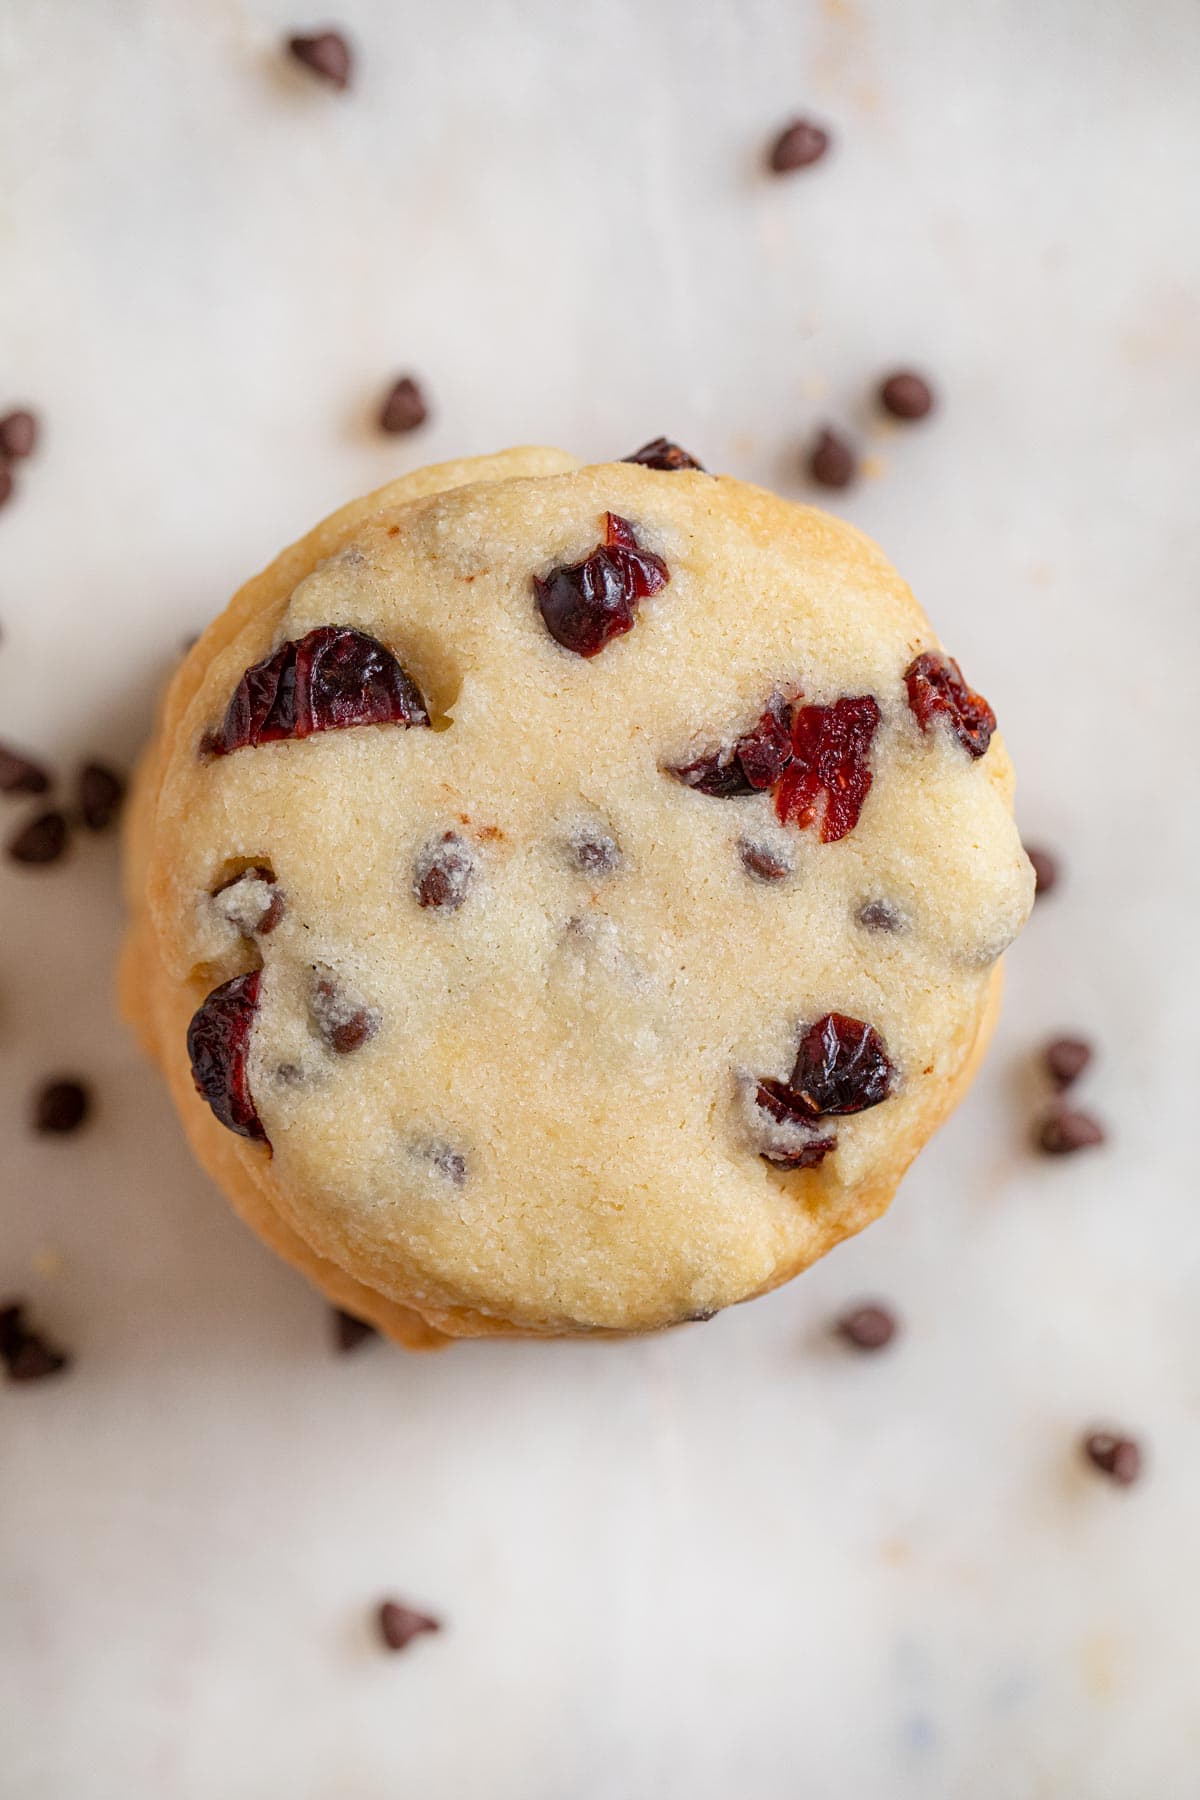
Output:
143,446,1032,1333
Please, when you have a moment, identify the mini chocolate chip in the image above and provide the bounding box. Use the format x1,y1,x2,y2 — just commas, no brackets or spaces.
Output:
1083,1431,1142,1487
333,1307,377,1353
379,376,429,434
0,744,50,794
310,969,379,1055
1036,1108,1106,1155
622,438,705,472
0,409,38,459
377,1598,442,1652
0,467,13,509
1044,1037,1093,1089
687,1308,718,1323
414,832,475,911
879,371,935,421
767,117,830,173
739,839,791,883
835,1302,897,1351
286,29,353,89
78,762,125,831
7,810,68,865
808,427,857,490
0,1302,70,1384
425,1141,467,1186
1025,844,1059,897
215,866,285,937
33,1079,91,1135
857,899,902,932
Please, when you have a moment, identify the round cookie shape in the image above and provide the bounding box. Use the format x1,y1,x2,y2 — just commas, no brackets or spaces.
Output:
120,445,1033,1343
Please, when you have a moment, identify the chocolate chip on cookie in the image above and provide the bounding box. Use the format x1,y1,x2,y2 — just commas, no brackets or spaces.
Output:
414,832,475,911
377,1598,442,1652
738,839,792,883
286,28,353,89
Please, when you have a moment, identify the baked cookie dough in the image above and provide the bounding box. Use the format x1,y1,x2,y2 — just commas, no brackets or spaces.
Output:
120,443,1033,1345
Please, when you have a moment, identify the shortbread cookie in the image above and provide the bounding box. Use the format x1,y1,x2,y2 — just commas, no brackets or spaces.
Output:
120,443,1032,1344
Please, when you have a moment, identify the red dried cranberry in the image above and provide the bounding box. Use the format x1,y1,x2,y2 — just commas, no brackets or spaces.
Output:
202,626,428,757
788,1013,895,1117
904,652,995,759
622,438,705,472
775,696,880,842
187,971,267,1142
670,697,796,798
534,513,668,657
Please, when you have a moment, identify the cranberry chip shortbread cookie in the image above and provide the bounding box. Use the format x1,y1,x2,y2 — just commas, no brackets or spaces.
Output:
120,445,1032,1346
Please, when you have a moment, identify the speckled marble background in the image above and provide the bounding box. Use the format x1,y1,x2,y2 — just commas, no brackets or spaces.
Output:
1,3,1198,1796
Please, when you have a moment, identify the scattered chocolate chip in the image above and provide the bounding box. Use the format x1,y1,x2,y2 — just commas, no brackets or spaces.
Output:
377,1598,442,1653
767,117,830,174
1025,845,1059,897
0,744,50,795
286,28,353,89
1044,1037,1093,1089
333,1307,377,1353
0,466,14,510
835,1302,897,1351
7,809,68,865
310,968,379,1055
414,832,475,911
32,1078,91,1135
0,1301,70,1384
202,626,428,757
808,426,857,490
0,409,38,459
1036,1107,1106,1155
379,376,429,434
739,839,792,883
879,371,935,421
1083,1431,1142,1487
570,831,620,876
857,899,902,932
622,438,705,472
534,512,669,657
215,866,285,936
78,761,125,831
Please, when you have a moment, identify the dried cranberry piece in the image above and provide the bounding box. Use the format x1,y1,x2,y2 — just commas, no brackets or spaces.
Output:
186,971,267,1142
775,696,880,842
534,513,668,657
788,1012,895,1117
904,652,996,759
622,438,705,472
751,1081,837,1168
670,697,796,798
202,626,429,757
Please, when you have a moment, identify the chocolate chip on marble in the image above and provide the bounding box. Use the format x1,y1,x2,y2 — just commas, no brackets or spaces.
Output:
767,117,830,173
7,810,68,865
835,1302,898,1352
1083,1431,1143,1487
739,839,792,883
0,409,38,459
1044,1037,1093,1089
0,744,50,795
377,1598,442,1653
78,762,126,831
879,371,935,421
33,1078,91,1135
379,375,429,434
1024,844,1059,897
1035,1108,1106,1155
808,426,857,490
0,1301,71,1384
414,832,475,911
0,467,13,510
332,1307,377,1353
286,28,353,89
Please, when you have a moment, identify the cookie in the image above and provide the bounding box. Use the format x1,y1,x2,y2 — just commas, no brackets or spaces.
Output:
120,444,1033,1343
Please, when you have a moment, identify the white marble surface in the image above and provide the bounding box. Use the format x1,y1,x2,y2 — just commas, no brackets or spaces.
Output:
2,2,1199,1795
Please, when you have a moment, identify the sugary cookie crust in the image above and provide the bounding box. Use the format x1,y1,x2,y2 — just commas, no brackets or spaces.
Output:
120,446,1030,1344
